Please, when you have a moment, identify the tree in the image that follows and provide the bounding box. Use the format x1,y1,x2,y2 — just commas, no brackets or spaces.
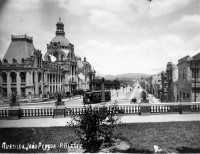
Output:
9,92,20,107
141,90,149,103
68,105,122,152
55,92,64,106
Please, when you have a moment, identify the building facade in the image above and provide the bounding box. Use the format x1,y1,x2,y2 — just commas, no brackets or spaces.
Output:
165,62,178,102
150,72,162,99
0,18,95,100
190,53,200,102
176,56,192,102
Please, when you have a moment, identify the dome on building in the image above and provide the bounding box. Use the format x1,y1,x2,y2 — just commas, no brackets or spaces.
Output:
56,17,64,25
51,35,70,46
50,17,70,47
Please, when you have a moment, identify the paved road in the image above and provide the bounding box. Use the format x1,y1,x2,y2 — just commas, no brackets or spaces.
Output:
0,87,133,108
128,82,161,104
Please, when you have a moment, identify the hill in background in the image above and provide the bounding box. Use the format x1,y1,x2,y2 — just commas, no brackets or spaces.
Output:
104,73,150,80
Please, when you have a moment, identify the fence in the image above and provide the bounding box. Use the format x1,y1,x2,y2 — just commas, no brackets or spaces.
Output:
0,102,200,119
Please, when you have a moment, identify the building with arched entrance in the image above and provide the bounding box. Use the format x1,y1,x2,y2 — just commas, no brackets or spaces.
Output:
0,18,95,101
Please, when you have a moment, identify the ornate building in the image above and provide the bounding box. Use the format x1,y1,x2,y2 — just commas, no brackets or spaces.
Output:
0,18,95,100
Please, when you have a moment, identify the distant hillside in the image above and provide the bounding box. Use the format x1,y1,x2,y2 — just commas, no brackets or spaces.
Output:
104,73,150,80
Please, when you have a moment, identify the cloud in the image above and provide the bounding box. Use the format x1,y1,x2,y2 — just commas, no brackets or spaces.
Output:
57,0,149,32
75,34,184,75
169,14,200,30
88,9,129,32
148,0,194,18
7,0,41,10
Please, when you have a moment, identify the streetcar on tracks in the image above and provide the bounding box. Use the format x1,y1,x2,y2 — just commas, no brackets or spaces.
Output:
83,90,111,104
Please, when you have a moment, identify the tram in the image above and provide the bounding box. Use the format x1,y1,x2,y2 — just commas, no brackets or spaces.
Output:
83,90,111,104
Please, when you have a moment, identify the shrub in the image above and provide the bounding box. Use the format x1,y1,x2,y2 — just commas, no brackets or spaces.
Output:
55,92,64,106
68,105,121,152
9,92,20,107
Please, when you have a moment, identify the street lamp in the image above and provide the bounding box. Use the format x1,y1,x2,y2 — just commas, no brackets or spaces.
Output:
101,77,105,103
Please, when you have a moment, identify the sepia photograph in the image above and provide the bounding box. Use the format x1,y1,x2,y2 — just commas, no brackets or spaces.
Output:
0,0,200,153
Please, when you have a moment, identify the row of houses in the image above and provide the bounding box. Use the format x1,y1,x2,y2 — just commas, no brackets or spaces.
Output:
143,53,200,102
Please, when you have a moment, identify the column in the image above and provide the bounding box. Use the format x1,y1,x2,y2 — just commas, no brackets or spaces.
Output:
41,73,44,94
7,72,11,96
0,73,3,103
48,73,50,92
16,72,21,96
53,73,55,93
59,74,61,92
35,71,38,95
50,73,52,93
26,71,29,86
30,71,33,85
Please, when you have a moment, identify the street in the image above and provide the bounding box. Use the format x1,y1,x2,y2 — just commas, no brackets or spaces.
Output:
0,83,161,109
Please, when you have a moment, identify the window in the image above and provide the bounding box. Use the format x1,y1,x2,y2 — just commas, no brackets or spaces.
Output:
183,92,186,99
3,59,8,63
11,88,17,94
10,72,16,83
20,72,26,82
183,68,186,79
2,72,7,82
21,58,25,63
2,88,7,97
21,88,25,97
38,73,42,82
187,93,190,98
12,58,17,63
192,68,199,78
179,69,182,79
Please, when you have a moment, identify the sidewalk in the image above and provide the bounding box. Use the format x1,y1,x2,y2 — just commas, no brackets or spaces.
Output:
0,113,200,128
0,96,82,108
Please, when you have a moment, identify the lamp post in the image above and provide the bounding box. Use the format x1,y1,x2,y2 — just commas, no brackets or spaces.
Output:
194,61,197,102
101,77,105,102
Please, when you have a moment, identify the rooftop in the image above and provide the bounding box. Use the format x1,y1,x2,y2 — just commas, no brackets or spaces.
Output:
3,34,35,64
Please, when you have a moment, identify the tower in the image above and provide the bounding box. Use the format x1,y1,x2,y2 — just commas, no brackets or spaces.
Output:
56,17,65,36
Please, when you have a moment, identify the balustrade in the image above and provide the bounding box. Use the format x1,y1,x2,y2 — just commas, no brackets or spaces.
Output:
1,103,200,119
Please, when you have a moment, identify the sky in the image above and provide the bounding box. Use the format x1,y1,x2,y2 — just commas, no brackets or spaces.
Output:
1,0,200,76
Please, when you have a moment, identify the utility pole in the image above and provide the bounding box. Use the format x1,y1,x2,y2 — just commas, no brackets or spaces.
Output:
194,61,197,102
101,77,105,102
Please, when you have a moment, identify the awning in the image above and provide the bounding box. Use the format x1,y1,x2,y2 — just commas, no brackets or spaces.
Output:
78,73,85,80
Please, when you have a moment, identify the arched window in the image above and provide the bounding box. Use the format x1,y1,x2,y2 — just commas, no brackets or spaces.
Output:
2,72,7,82
10,72,17,83
21,58,25,63
38,72,42,82
12,58,17,63
3,59,8,64
20,72,26,82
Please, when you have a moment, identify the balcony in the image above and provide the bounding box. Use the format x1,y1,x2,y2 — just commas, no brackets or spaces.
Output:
192,82,200,88
20,82,26,87
69,77,77,85
2,81,7,87
11,82,17,87
191,78,200,82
